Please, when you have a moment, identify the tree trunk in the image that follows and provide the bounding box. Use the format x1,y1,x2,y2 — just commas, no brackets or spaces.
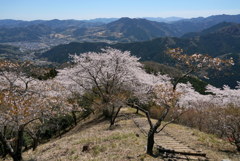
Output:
147,129,154,155
12,154,22,161
136,108,139,114
57,124,62,138
26,130,40,151
109,106,122,128
103,106,112,118
0,144,7,158
14,127,24,161
146,107,170,155
72,111,77,126
32,137,39,151
236,142,240,152
110,119,114,127
0,126,25,161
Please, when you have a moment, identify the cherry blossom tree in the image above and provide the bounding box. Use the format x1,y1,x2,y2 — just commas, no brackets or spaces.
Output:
166,48,234,90
56,48,145,126
48,79,85,127
206,83,240,151
144,80,181,155
206,83,240,107
0,61,59,161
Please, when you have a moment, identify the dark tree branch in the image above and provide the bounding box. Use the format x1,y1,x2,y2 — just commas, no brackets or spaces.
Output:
127,102,153,129
173,68,194,91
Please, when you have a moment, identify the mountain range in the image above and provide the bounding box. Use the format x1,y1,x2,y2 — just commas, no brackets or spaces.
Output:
0,17,184,28
1,14,240,43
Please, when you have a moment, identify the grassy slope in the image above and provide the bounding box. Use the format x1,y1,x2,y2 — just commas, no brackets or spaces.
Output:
10,109,240,161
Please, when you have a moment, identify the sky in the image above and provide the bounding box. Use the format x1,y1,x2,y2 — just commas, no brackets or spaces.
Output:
0,0,240,20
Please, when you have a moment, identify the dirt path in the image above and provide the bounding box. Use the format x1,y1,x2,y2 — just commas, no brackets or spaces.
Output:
130,116,208,160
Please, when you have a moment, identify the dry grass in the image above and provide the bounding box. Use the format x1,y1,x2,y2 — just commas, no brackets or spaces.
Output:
19,113,162,161
4,108,240,161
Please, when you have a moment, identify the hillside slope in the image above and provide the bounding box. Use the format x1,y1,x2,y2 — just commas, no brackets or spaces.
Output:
15,109,240,161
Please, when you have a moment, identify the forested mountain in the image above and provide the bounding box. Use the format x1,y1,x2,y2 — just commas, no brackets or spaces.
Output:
180,22,240,57
104,18,178,41
39,22,240,88
39,38,176,63
40,22,240,63
172,14,240,34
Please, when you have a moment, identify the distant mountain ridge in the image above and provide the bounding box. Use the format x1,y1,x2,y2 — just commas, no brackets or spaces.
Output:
182,22,240,38
144,17,184,22
0,24,53,42
172,14,240,34
0,19,104,28
0,16,184,28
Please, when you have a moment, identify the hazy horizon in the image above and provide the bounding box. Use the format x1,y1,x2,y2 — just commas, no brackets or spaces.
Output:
1,14,240,21
1,0,240,20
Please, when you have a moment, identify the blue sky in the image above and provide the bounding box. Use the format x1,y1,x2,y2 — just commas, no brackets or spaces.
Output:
1,0,240,20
